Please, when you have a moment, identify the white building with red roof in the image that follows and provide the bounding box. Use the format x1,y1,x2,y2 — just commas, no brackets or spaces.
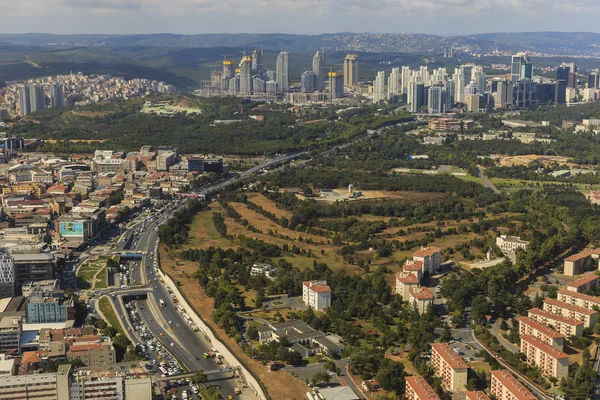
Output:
409,286,434,314
413,247,441,274
302,280,331,311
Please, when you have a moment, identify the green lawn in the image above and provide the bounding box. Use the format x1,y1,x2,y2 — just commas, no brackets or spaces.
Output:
76,257,112,289
98,297,125,336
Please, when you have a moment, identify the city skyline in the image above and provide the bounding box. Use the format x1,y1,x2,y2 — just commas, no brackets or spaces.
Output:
4,0,600,36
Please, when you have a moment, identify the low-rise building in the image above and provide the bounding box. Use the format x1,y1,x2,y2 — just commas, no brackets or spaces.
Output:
542,298,597,329
0,316,21,355
557,289,600,311
490,370,536,400
563,251,593,277
66,342,116,366
405,375,440,400
408,286,434,314
496,235,528,253
527,308,584,337
517,316,565,350
0,364,71,400
430,342,469,392
520,335,568,380
302,280,331,311
27,295,75,324
566,273,598,293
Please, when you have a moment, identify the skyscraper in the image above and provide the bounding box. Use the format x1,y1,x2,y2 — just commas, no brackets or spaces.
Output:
373,71,386,104
515,79,537,109
239,56,253,95
388,68,401,102
408,81,424,113
556,66,570,81
444,80,455,109
428,86,443,114
251,49,262,72
471,66,487,94
28,85,45,114
223,60,234,77
511,54,526,82
521,59,533,79
301,71,316,93
452,68,466,104
588,71,600,89
276,51,289,93
50,82,64,107
401,66,411,95
493,80,514,109
328,72,344,100
18,85,31,117
343,54,359,88
253,77,265,93
312,51,325,92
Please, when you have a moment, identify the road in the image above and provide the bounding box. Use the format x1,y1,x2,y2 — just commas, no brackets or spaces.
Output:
477,166,501,194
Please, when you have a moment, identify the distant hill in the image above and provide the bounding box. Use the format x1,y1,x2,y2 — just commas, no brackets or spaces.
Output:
2,32,600,56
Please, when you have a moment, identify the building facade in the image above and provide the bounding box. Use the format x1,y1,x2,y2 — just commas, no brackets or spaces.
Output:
542,298,597,329
405,375,440,400
557,289,600,311
302,280,331,311
520,335,568,380
517,316,564,350
430,342,468,392
527,308,584,337
490,370,536,400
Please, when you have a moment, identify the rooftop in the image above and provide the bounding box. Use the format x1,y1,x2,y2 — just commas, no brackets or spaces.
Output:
520,335,568,359
491,370,536,400
565,251,592,262
310,284,331,293
431,342,468,369
396,273,419,284
413,247,441,257
543,298,596,315
567,273,598,289
465,392,491,400
527,308,584,326
558,289,600,304
405,375,440,400
516,316,565,339
409,286,434,300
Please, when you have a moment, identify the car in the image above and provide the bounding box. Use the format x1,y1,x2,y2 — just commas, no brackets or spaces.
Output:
170,342,175,347
203,352,210,358
120,315,125,319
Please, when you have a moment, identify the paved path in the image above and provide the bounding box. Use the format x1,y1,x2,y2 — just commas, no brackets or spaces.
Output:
490,319,520,354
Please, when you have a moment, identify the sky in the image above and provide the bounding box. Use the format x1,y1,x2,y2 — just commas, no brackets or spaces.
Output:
2,0,600,36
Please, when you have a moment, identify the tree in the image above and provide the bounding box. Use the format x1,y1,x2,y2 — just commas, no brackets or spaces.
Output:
439,325,452,343
246,326,259,341
192,370,208,386
375,358,405,394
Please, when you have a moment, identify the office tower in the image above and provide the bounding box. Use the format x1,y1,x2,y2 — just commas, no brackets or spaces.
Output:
276,51,289,92
18,85,31,117
251,49,262,72
239,56,253,94
589,71,600,89
266,80,277,94
223,59,234,76
301,71,315,93
511,54,527,82
408,81,424,113
372,71,386,104
401,66,411,95
328,72,344,99
253,77,265,93
0,248,15,298
568,73,578,89
49,82,64,107
312,50,325,91
343,54,359,87
471,66,487,94
514,79,537,109
29,85,45,113
536,83,556,105
493,80,514,109
466,95,481,112
444,80,455,109
428,86,444,114
388,68,401,102
556,66,570,81
555,80,567,105
453,68,466,103
521,59,533,79
563,62,577,73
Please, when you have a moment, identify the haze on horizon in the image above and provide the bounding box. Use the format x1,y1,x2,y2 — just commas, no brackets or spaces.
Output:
2,0,600,37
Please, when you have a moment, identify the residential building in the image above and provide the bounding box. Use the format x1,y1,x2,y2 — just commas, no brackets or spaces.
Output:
395,272,420,300
563,251,593,276
18,86,31,117
67,342,116,366
520,335,568,380
516,316,565,350
496,235,528,253
408,81,424,113
557,289,600,311
428,86,444,114
301,71,315,93
490,370,536,400
403,259,423,280
430,342,469,391
465,392,491,400
527,308,584,337
29,85,45,114
0,364,71,400
49,83,64,108
343,54,359,88
0,248,15,298
408,286,433,314
405,375,440,400
566,273,598,293
388,68,401,102
373,71,386,104
0,316,21,355
312,51,325,92
276,52,289,93
239,56,253,95
302,280,331,311
543,298,597,329
328,72,344,99
413,246,441,275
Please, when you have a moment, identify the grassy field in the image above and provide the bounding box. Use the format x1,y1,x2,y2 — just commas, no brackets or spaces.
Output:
98,297,125,335
76,257,112,289
490,177,600,191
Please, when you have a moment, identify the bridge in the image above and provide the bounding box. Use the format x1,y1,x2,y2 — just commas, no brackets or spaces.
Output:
155,367,238,382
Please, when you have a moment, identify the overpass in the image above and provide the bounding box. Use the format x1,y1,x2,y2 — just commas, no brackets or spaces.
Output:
155,367,238,382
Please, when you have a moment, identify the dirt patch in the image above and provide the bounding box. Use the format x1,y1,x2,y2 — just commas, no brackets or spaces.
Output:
303,189,447,204
246,193,293,220
495,154,576,167
159,245,309,399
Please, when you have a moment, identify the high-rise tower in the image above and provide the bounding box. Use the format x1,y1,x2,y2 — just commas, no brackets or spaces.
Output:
312,50,325,92
373,71,386,104
239,56,253,94
18,85,31,117
50,82,64,107
276,51,289,92
343,54,359,88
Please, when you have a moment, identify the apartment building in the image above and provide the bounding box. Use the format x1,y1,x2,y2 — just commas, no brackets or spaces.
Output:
465,392,491,400
516,316,565,350
490,370,536,400
302,280,331,311
566,273,598,293
563,251,593,276
409,286,434,314
543,298,597,329
527,308,584,337
520,335,569,380
557,288,600,311
413,247,441,274
0,364,71,400
430,342,469,392
66,342,116,366
395,272,420,300
405,375,440,400
403,259,423,280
